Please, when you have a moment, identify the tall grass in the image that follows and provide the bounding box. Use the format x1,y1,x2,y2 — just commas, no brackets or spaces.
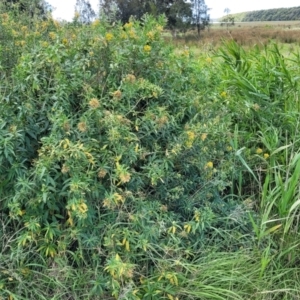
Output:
218,40,300,290
169,23,300,49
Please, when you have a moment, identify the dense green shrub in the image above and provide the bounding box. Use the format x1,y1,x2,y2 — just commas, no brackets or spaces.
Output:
1,10,300,300
0,13,241,299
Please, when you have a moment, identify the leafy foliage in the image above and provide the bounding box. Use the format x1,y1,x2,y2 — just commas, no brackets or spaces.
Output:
1,0,51,18
1,7,300,300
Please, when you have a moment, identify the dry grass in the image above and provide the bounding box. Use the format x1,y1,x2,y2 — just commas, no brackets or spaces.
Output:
167,22,300,49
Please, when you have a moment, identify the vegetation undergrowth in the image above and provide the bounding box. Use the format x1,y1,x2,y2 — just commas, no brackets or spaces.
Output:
1,6,300,300
169,23,300,50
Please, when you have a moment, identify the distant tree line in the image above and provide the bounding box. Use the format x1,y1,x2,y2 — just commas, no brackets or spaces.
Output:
1,0,211,36
222,6,300,22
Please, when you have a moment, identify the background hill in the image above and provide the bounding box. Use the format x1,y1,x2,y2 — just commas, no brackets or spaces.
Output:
220,6,300,22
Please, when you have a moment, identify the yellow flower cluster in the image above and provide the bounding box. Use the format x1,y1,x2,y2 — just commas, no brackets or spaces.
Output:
123,74,136,83
104,253,134,279
1,13,9,22
15,40,26,47
98,168,107,178
89,98,100,109
156,25,163,32
120,32,127,39
185,131,195,148
205,161,213,169
49,32,56,40
156,115,168,128
220,91,227,98
116,162,131,184
129,29,137,39
119,172,131,183
253,103,260,111
62,121,70,132
61,164,69,174
114,193,125,204
184,223,191,233
41,21,48,30
12,29,18,37
201,133,207,141
124,22,133,29
9,125,17,133
53,20,60,28
66,210,74,227
62,38,68,46
183,49,189,57
41,41,49,48
256,148,263,154
78,121,87,132
92,19,100,27
158,272,178,286
256,148,269,159
105,32,114,41
112,90,122,99
78,202,88,214
194,210,201,222
206,57,212,64
156,61,164,68
103,193,125,209
146,31,155,40
70,200,88,215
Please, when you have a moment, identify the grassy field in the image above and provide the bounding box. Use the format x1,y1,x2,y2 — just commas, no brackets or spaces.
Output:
216,20,300,28
1,13,300,299
168,21,300,51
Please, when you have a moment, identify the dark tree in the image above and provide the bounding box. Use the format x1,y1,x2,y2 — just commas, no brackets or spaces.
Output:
75,0,96,24
192,0,210,37
162,0,192,31
99,0,191,29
